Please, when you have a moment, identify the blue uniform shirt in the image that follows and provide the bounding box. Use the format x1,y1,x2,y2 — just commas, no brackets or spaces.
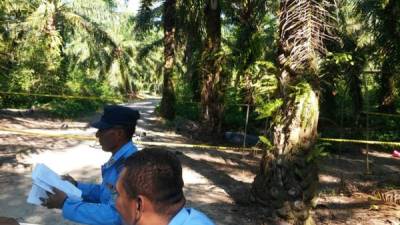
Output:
62,141,137,225
169,208,215,225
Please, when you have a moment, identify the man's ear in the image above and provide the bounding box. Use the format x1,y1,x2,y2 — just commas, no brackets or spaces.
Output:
137,195,153,213
137,196,144,211
134,196,145,222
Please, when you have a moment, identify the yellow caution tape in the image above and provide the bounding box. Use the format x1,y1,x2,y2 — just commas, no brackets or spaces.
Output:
319,137,400,146
361,111,400,118
0,91,125,102
0,127,260,152
137,141,260,152
2,127,400,151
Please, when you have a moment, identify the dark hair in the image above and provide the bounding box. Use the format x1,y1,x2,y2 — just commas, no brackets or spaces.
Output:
122,148,185,215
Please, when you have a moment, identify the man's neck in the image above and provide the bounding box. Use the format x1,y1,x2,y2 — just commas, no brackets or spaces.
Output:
140,214,169,225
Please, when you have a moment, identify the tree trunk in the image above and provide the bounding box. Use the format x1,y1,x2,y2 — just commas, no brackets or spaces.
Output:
250,0,333,223
200,0,225,132
320,74,336,121
183,23,202,102
251,81,319,225
377,57,396,113
377,0,399,113
348,71,363,122
160,0,176,120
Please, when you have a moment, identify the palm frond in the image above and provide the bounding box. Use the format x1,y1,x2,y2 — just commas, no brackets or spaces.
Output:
279,0,338,74
135,0,162,33
62,11,118,49
137,38,163,60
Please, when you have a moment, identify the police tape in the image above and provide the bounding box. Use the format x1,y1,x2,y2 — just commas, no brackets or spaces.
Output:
361,111,400,118
2,127,400,150
0,127,259,152
319,137,400,146
0,91,136,102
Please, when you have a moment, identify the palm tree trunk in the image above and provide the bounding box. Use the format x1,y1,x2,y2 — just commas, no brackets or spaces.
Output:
251,80,319,225
377,0,399,113
377,56,396,113
183,23,202,102
160,0,176,120
348,72,363,119
201,0,225,132
251,0,336,223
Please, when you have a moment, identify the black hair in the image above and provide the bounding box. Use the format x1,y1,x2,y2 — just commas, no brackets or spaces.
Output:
122,148,185,216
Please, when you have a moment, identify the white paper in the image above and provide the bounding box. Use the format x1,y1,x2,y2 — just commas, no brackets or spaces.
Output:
32,179,54,194
27,184,48,205
27,163,82,206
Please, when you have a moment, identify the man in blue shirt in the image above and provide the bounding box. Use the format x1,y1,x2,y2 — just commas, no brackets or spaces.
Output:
115,148,215,225
42,105,140,225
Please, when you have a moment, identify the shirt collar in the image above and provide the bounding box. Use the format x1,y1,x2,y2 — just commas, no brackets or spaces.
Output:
105,141,136,167
168,208,189,225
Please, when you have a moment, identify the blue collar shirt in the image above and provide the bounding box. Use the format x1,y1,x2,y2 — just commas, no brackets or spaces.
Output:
62,141,138,225
168,208,215,225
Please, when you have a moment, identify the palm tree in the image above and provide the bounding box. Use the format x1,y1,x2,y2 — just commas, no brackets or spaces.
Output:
320,0,368,123
178,0,204,102
357,0,400,113
224,0,275,113
201,0,225,132
160,0,177,119
0,0,134,95
251,1,337,224
137,0,177,119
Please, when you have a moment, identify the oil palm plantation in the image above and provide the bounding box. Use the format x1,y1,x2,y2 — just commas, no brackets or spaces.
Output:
0,0,135,96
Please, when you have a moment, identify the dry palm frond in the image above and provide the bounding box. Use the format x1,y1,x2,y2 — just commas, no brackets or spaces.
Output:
373,190,400,205
279,0,338,75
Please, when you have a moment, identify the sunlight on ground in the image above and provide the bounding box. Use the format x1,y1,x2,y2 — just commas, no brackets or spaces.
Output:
135,128,181,138
20,141,110,174
319,174,340,183
183,151,255,183
183,167,233,204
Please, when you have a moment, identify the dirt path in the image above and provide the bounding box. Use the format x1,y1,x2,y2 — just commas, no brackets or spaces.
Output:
0,98,399,225
0,98,260,225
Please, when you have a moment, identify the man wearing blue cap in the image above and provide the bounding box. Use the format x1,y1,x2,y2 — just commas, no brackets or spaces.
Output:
42,105,140,225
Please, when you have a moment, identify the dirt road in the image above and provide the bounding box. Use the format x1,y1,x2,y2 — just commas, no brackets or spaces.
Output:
1,98,399,225
0,98,258,225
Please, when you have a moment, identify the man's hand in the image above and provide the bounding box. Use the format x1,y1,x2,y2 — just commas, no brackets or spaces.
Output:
62,174,77,186
40,188,67,209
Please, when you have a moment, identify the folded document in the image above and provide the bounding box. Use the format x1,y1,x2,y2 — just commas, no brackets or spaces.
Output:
27,163,82,205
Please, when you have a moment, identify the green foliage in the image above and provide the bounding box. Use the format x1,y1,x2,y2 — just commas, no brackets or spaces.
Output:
0,0,144,117
259,136,272,149
256,99,283,119
173,74,199,121
43,99,103,118
174,102,200,121
306,142,331,163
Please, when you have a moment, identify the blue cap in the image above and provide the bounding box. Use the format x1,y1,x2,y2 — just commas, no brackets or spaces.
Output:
91,105,140,129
